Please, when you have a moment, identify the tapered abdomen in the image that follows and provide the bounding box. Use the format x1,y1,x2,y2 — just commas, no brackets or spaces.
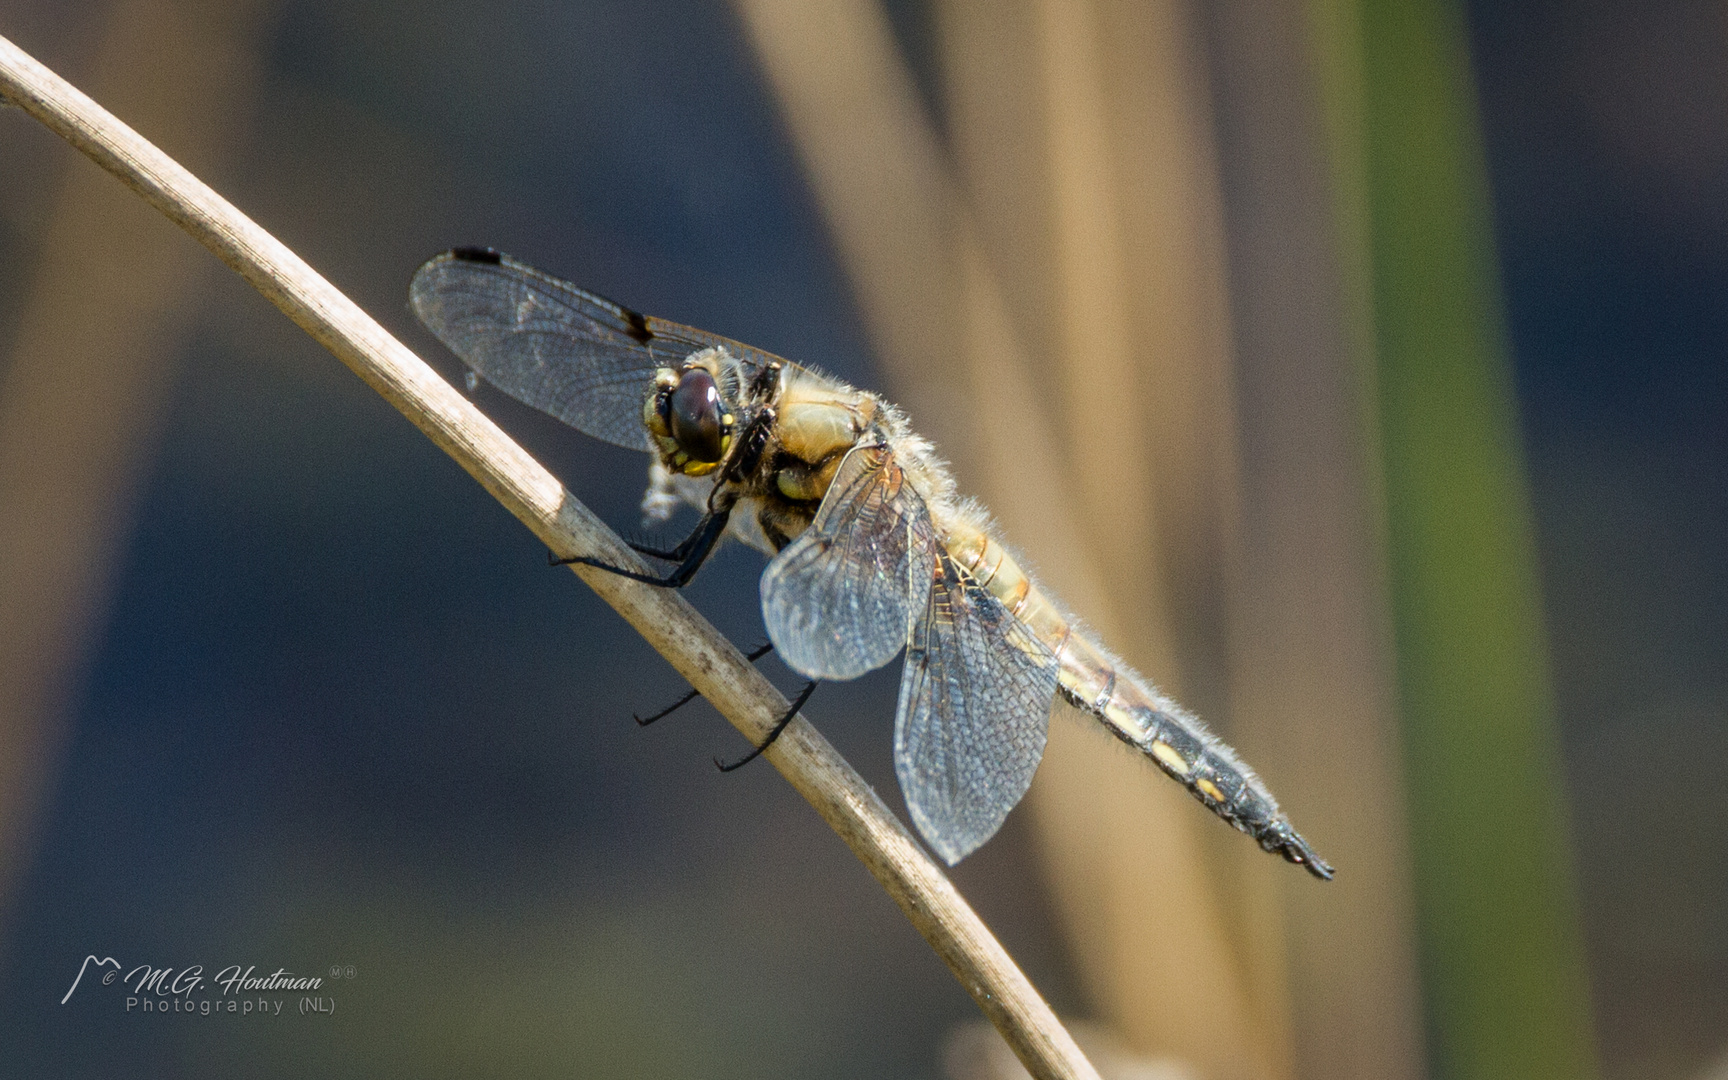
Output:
943,520,1333,879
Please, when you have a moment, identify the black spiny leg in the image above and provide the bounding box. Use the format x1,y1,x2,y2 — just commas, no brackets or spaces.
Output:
635,642,775,726
626,516,719,563
715,680,817,772
551,507,730,587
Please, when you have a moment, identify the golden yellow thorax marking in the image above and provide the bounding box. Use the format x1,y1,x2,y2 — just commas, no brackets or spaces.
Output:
776,400,859,464
769,390,872,503
776,454,845,502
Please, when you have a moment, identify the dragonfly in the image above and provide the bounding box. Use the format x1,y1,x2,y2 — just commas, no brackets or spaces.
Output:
410,247,1333,878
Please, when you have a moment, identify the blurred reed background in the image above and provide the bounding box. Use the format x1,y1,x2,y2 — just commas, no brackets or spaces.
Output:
0,1,1722,1079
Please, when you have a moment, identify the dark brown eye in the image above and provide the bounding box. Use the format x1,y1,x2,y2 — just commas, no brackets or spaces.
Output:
669,368,726,463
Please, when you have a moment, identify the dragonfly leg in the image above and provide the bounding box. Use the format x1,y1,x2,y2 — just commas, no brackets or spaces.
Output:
627,540,684,561
628,513,720,562
635,642,774,726
551,507,730,587
714,680,817,772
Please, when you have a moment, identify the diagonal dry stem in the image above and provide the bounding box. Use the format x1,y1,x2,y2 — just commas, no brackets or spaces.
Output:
0,30,1099,1080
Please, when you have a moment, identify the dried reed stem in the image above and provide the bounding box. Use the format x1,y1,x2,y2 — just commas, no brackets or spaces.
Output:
0,30,1099,1080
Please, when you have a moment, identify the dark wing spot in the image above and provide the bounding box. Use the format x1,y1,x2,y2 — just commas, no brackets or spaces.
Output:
620,303,653,344
449,246,504,265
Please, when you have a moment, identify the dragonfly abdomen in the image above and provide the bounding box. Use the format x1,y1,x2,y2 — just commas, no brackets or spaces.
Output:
940,519,1333,879
1060,631,1334,878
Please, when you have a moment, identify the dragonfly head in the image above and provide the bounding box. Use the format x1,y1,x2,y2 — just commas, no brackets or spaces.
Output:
644,348,736,476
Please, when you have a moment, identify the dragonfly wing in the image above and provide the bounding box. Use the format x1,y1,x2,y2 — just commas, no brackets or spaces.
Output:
895,552,1060,865
761,444,937,680
410,249,789,451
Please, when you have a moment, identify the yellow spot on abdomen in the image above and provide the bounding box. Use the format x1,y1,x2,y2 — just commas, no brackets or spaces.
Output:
1150,741,1190,777
1196,778,1225,802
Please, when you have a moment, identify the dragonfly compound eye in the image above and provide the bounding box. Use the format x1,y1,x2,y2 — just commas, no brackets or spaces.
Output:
669,367,728,463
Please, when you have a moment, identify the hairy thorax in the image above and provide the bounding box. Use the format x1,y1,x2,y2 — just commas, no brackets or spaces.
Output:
644,364,891,555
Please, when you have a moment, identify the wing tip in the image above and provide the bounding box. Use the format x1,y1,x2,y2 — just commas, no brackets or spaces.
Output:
410,248,508,312
924,827,979,867
934,846,968,867
904,792,1002,867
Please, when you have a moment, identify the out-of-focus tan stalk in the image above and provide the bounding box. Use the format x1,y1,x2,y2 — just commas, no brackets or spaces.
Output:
733,1,1290,1077
936,2,1292,1077
1346,0,1599,1075
725,0,1114,613
1203,2,1426,1079
0,0,271,940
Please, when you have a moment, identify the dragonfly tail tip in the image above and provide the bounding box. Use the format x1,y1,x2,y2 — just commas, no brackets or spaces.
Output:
1291,839,1335,881
1267,822,1335,880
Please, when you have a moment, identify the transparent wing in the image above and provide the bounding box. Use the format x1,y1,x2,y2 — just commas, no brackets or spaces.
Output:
410,248,789,451
895,552,1060,865
761,444,938,680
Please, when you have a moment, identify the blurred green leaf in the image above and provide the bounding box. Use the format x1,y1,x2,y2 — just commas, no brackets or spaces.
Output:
1320,0,1603,1076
